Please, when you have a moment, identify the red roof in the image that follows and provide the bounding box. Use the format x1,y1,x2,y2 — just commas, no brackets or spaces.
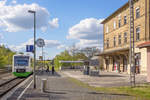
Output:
137,41,150,48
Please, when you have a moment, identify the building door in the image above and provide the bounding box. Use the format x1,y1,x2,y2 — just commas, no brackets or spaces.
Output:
106,59,109,71
113,58,115,71
135,53,140,74
123,57,127,72
113,59,119,72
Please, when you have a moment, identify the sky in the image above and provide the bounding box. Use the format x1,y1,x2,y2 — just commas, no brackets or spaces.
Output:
0,0,128,59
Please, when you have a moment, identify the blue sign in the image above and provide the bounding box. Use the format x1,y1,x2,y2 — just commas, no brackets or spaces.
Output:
26,45,34,52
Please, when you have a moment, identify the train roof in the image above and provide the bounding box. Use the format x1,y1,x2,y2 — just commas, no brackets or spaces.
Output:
13,54,31,57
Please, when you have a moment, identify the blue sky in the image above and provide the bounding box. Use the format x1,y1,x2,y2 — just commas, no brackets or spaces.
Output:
0,0,128,59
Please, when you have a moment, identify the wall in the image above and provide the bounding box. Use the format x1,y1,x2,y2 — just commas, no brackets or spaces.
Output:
147,48,150,82
140,48,147,75
103,0,146,52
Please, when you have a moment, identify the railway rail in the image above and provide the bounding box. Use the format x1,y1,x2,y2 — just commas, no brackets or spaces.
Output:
0,76,29,98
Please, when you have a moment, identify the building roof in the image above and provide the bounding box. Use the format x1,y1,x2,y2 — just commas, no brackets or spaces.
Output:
98,47,129,56
59,61,84,63
101,2,129,24
137,41,150,48
91,56,99,60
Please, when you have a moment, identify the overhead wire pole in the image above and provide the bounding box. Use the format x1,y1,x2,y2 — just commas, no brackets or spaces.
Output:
44,48,46,70
28,10,36,89
129,0,135,87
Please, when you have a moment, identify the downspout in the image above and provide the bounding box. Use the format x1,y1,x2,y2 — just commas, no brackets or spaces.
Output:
145,0,147,41
149,0,150,41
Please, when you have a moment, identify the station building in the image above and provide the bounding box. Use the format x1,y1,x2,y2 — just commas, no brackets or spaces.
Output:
99,0,150,82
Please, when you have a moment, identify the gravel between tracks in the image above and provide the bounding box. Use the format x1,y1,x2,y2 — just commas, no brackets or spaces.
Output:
0,77,25,98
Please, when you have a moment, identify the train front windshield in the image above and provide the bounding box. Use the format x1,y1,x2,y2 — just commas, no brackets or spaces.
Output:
14,56,29,66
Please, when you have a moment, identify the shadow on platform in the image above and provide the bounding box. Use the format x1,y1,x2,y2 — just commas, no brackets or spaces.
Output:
99,74,123,77
45,91,67,94
35,70,61,77
22,92,67,100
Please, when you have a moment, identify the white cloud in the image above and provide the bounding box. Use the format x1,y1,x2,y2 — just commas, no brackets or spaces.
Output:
11,0,17,4
75,39,103,49
67,18,103,40
49,18,59,29
9,45,24,51
0,34,4,39
57,44,66,49
67,18,103,48
0,0,59,32
8,38,34,51
41,27,47,33
8,38,64,52
0,0,6,7
45,40,61,48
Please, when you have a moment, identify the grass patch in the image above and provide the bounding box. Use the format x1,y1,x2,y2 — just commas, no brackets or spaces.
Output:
68,77,150,100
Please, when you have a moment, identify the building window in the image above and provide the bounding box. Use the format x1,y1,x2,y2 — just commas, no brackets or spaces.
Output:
136,27,140,41
118,19,121,28
118,35,121,45
106,26,109,33
136,7,140,18
114,21,116,29
124,32,127,43
124,16,127,25
106,39,109,48
113,36,116,47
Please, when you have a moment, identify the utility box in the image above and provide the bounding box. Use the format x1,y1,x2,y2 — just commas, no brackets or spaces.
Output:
90,70,99,76
41,78,47,92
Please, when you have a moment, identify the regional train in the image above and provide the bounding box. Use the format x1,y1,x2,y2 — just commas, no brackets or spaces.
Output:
12,54,32,77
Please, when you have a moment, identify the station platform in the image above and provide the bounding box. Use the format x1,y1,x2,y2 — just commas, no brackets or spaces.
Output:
4,70,135,100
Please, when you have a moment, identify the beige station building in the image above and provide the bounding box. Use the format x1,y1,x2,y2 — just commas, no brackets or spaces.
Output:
100,0,150,82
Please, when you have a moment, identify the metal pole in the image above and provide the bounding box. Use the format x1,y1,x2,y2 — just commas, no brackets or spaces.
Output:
28,10,36,89
129,0,135,87
42,47,43,72
44,48,45,70
33,12,36,89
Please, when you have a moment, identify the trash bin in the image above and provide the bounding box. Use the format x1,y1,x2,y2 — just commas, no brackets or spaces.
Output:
41,78,47,92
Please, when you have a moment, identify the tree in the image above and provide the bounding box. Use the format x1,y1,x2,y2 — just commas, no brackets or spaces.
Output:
0,56,6,67
54,50,72,68
0,45,16,68
53,50,88,69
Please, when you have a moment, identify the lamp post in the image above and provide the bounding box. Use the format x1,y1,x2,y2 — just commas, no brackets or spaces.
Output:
28,10,36,89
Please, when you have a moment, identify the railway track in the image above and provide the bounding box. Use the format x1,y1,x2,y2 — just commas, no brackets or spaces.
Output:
0,77,27,97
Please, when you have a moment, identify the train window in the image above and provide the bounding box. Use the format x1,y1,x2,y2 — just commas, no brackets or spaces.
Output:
14,56,29,66
16,60,28,66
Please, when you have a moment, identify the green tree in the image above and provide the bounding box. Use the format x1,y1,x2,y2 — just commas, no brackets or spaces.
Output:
53,50,88,69
0,56,6,67
0,45,15,68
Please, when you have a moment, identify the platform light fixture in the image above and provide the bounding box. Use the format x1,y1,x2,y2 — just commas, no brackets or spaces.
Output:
28,10,36,89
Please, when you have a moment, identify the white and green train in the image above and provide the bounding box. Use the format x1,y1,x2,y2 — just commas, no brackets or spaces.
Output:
12,54,32,77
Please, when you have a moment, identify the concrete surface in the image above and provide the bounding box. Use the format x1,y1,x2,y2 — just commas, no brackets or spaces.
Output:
5,70,136,100
62,70,147,87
